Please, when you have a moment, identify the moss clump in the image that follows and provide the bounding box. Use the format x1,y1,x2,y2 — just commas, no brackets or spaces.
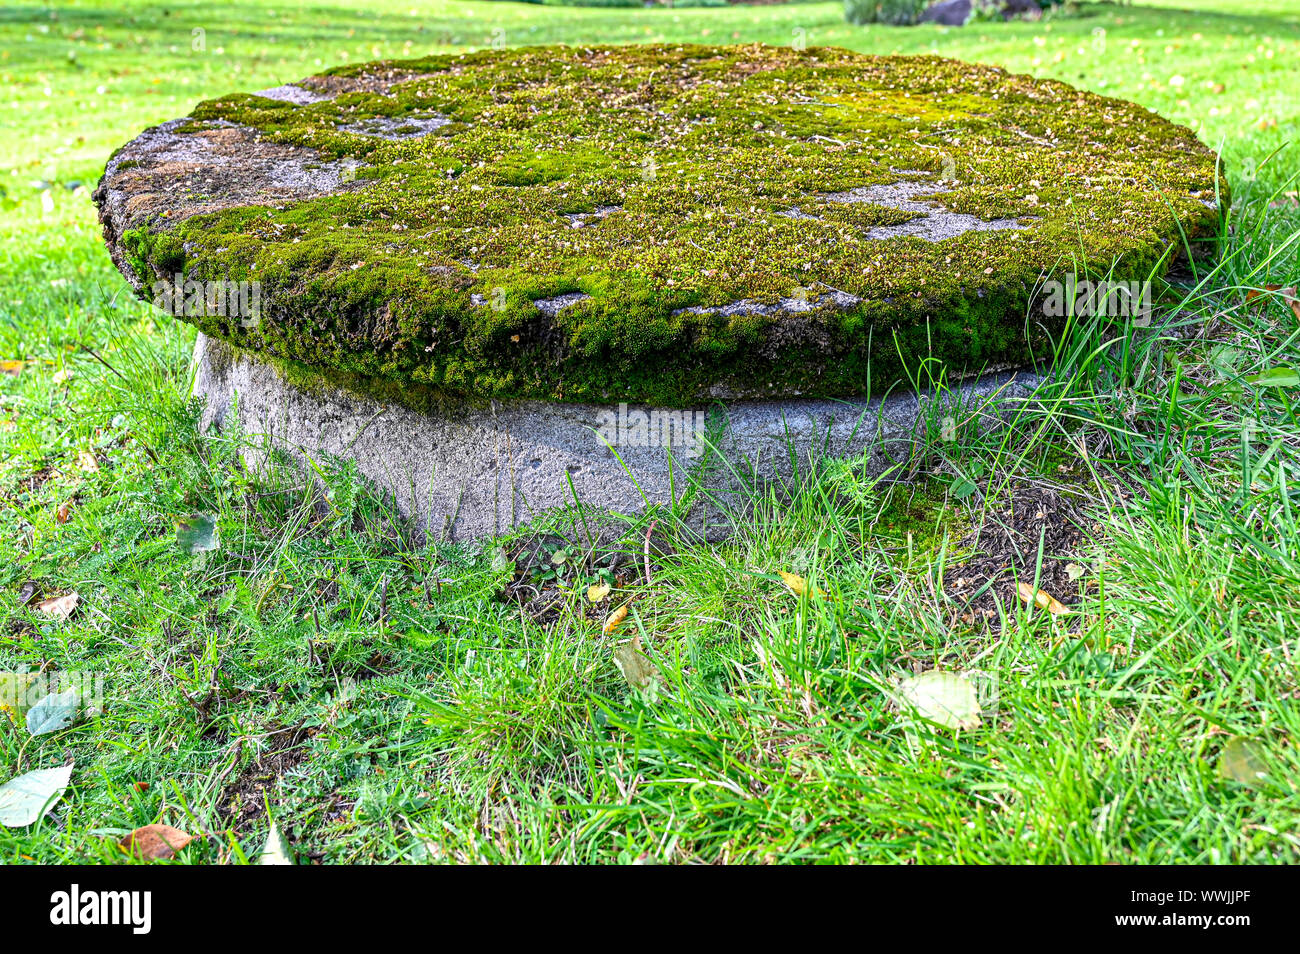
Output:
122,227,186,285
115,44,1224,407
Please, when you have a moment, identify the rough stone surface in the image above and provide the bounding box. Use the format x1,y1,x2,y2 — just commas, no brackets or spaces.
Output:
337,114,450,140
94,119,361,295
819,181,1032,241
194,333,1041,541
96,44,1224,408
253,84,331,105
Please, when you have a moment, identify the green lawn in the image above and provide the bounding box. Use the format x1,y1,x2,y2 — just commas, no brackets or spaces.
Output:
1,0,1299,863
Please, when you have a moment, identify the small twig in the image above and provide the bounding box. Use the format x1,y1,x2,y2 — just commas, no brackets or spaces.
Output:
185,663,221,723
309,606,321,667
644,520,658,588
79,344,128,382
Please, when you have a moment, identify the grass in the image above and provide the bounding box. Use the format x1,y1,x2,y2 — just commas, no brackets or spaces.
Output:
1,0,1298,863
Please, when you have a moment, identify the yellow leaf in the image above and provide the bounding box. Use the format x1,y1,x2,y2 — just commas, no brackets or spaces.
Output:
613,635,660,689
0,360,25,376
896,671,981,731
777,570,825,599
587,581,611,603
1217,737,1269,787
603,603,629,636
1016,582,1070,616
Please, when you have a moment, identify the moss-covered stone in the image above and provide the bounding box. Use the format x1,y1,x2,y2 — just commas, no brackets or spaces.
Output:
97,44,1224,407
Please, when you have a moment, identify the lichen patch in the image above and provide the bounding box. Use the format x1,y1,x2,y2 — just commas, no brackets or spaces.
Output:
565,205,621,229
534,292,592,316
253,84,332,105
339,114,450,140
799,180,1032,242
676,289,862,318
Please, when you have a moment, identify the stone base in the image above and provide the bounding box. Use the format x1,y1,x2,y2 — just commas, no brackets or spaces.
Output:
192,333,1041,542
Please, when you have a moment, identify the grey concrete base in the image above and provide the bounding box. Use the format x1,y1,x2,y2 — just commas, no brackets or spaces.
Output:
192,333,1042,542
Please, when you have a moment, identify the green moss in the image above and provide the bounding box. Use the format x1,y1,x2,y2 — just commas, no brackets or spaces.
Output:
119,44,1224,407
203,334,485,416
122,227,186,285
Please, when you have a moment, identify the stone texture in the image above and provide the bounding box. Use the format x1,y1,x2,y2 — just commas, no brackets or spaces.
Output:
93,45,1224,408
194,333,1041,541
93,119,361,295
821,180,1032,241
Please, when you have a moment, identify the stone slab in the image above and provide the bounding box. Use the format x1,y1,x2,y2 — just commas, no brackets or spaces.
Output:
194,333,1041,541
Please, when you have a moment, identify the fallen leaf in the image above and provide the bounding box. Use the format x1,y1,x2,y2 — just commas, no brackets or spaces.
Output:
56,501,72,525
613,634,661,689
777,570,826,599
76,451,98,473
132,781,149,793
0,763,74,827
1245,284,1284,303
603,603,629,636
119,823,194,861
896,671,981,731
1217,737,1269,787
587,581,611,603
36,592,79,621
258,819,295,865
175,513,218,554
1017,582,1070,615
1246,285,1300,321
26,687,79,736
1065,562,1086,582
0,360,24,376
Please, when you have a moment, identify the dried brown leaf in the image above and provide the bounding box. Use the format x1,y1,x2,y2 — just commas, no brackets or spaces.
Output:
36,592,79,621
119,823,194,861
